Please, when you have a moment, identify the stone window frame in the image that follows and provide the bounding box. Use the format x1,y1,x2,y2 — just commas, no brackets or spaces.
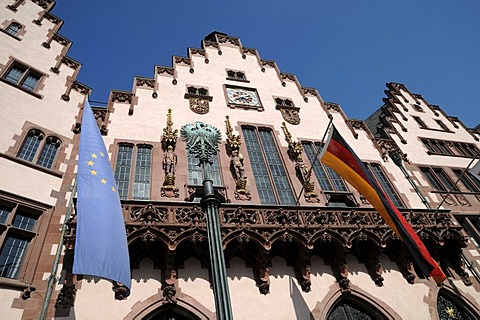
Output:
112,142,155,200
435,119,450,131
241,125,296,205
301,140,357,207
184,85,212,101
0,58,47,99
420,166,458,193
364,162,405,208
225,69,249,83
1,19,26,40
0,191,52,288
1,122,68,177
452,169,480,194
412,115,428,129
420,137,479,158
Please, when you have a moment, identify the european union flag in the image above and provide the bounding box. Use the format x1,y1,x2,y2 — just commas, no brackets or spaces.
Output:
73,100,131,294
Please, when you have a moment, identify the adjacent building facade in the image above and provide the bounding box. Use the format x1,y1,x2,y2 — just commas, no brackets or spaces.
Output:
1,1,479,319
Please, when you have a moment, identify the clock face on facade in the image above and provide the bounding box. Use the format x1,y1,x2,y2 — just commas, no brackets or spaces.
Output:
226,88,260,106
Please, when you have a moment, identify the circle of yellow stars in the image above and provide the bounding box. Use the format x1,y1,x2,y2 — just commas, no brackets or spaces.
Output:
87,152,116,193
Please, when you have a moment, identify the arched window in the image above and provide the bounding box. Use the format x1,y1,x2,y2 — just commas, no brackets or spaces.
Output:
16,130,62,169
37,136,61,168
18,129,43,162
437,290,477,320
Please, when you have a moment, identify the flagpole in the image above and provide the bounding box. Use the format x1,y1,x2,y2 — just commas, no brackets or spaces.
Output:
40,181,77,320
295,115,333,206
436,150,480,209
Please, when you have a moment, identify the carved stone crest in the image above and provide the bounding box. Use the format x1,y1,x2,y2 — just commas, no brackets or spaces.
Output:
189,97,210,114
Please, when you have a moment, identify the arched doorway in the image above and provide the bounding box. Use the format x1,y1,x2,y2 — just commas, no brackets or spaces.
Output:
142,305,201,320
327,298,385,320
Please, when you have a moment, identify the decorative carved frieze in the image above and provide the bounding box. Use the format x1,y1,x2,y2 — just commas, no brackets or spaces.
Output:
216,35,240,46
44,12,62,24
241,47,257,56
52,34,71,47
174,56,191,66
190,48,206,57
280,73,296,82
111,91,133,103
261,60,276,68
71,81,90,95
61,56,80,70
135,77,155,88
94,201,467,291
325,102,341,113
157,66,175,76
302,87,317,96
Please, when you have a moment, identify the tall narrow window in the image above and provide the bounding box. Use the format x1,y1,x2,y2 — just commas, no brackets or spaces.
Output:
0,199,44,280
36,136,60,169
0,235,29,278
365,163,404,208
302,142,348,192
243,127,295,205
18,130,43,162
114,144,153,200
114,144,133,199
328,299,378,320
133,145,152,200
186,152,222,186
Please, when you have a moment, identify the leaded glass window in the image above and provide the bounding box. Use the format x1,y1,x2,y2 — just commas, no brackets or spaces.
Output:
0,206,11,224
187,152,222,186
365,163,404,208
0,235,29,278
421,167,457,192
5,22,20,36
115,144,154,199
242,127,295,205
114,144,133,199
3,62,42,92
0,198,45,281
303,142,348,192
133,145,152,199
18,130,43,162
12,212,37,231
37,137,60,169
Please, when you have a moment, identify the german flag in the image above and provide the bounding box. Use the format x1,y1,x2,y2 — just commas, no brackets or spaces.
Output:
320,125,446,284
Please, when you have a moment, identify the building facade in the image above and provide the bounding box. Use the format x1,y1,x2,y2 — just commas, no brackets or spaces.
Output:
0,1,479,319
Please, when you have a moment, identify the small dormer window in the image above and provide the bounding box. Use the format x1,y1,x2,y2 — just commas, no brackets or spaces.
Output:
197,88,208,96
187,86,197,95
226,70,247,81
274,98,294,107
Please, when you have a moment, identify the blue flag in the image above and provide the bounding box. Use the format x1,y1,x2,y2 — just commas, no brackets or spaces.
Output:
73,100,131,294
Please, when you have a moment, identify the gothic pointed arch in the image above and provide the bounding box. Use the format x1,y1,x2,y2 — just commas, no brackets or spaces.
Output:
311,284,401,320
124,290,214,320
434,287,479,320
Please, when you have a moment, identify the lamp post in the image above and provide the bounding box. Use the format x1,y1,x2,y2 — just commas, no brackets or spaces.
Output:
181,122,233,320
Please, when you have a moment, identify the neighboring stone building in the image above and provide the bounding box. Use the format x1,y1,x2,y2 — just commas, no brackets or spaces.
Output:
0,2,479,319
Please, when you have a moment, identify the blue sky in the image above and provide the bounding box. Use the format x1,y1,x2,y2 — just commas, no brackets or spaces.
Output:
52,1,479,127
